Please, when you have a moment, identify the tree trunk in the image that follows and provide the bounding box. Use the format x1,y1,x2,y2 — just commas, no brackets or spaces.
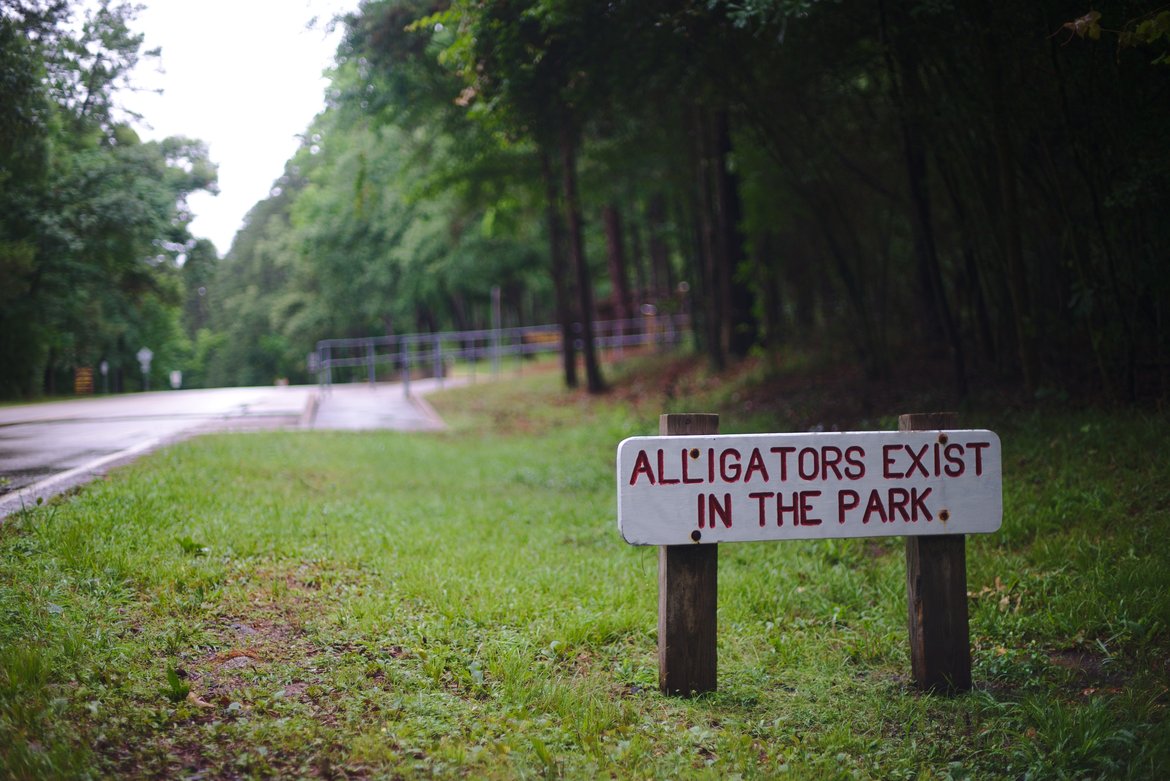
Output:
753,230,783,348
602,203,634,322
899,114,969,398
540,150,578,388
647,193,672,302
937,157,997,365
882,2,968,399
559,126,605,393
1045,32,1136,400
415,306,436,334
693,106,725,371
628,205,648,303
812,193,881,378
711,109,756,359
975,0,1035,394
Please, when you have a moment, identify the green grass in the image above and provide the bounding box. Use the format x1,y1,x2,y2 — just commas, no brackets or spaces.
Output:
1,364,1168,779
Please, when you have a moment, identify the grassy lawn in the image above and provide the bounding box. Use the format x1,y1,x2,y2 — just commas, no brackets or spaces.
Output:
2,359,1168,779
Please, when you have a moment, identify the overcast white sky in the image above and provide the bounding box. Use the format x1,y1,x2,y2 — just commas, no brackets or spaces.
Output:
119,1,354,256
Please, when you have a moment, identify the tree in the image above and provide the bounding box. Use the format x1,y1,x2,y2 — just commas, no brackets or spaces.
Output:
424,0,614,392
212,0,1170,403
0,1,217,397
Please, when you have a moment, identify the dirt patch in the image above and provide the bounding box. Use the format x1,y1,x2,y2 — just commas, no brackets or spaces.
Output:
1049,649,1128,694
280,681,310,698
156,561,370,732
207,648,260,668
864,540,896,559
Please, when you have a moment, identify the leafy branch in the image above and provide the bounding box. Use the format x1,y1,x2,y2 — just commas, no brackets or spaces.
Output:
1059,7,1170,64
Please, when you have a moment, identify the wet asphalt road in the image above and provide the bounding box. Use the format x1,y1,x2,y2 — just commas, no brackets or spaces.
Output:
0,380,449,518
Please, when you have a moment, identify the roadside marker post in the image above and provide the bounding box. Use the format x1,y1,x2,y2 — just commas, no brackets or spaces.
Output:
657,413,720,696
617,412,1001,697
900,412,970,694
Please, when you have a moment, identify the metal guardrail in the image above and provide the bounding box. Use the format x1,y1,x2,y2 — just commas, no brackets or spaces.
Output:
311,314,690,394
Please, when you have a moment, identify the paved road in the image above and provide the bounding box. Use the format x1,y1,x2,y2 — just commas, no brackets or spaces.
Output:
311,379,449,431
0,380,451,518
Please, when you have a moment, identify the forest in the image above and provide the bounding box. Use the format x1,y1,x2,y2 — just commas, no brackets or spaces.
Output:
2,0,1168,402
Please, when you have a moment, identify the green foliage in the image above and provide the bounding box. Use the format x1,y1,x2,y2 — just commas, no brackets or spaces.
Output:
0,1,217,397
200,34,557,386
10,0,1155,399
1069,8,1170,65
270,0,1169,400
160,664,190,703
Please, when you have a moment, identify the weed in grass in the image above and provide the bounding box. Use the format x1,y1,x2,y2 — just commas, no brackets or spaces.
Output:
161,664,190,703
176,535,209,557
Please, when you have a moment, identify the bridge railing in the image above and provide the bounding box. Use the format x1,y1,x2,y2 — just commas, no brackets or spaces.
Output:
310,313,690,393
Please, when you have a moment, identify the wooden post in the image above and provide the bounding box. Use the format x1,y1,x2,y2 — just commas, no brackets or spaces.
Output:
900,412,972,694
658,413,719,696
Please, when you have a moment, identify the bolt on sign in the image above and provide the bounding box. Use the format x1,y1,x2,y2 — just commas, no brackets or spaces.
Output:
617,430,1001,545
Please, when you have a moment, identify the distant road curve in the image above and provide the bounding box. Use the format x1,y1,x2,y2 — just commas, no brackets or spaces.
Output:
0,385,316,518
0,380,457,519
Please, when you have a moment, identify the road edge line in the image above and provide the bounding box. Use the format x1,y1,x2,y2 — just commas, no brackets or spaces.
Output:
0,437,161,520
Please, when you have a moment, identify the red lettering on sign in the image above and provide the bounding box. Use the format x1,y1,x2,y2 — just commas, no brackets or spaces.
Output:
771,445,871,482
882,444,903,479
709,493,732,528
838,489,860,523
744,448,769,483
856,487,934,523
844,446,865,479
750,492,773,526
905,444,930,478
798,448,819,480
622,432,995,542
970,442,989,476
863,489,888,523
629,450,654,485
889,487,911,521
770,446,796,481
944,443,965,476
720,448,742,482
776,492,799,526
821,446,843,479
910,487,933,521
799,490,822,525
656,449,679,485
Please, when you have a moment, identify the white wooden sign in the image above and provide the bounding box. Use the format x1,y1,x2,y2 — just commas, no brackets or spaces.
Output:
617,430,1001,545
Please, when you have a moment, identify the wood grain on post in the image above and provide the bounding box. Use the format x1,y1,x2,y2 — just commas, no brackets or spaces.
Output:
900,412,972,695
658,413,719,696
